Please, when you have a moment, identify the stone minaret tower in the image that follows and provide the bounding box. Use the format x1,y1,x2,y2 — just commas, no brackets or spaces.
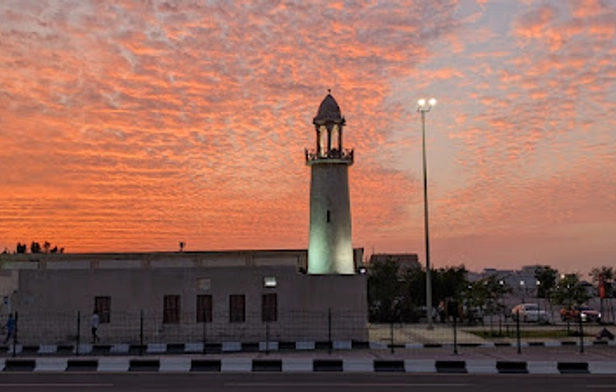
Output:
305,92,354,275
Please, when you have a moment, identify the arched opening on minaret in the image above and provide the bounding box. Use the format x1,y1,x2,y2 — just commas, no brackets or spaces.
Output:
319,126,328,156
330,125,339,153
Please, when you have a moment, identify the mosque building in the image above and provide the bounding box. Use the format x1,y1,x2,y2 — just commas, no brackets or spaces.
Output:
0,93,368,349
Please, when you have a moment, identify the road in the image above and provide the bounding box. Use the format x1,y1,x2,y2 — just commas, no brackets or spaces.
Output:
0,373,614,392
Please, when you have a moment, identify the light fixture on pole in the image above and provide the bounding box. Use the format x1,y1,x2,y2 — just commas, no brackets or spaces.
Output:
417,97,436,330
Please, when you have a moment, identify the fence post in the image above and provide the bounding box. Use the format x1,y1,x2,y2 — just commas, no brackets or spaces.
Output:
76,310,81,356
516,309,521,354
139,310,144,356
202,308,207,355
453,313,458,355
578,313,584,354
389,320,394,354
12,312,18,358
265,319,270,355
328,308,332,354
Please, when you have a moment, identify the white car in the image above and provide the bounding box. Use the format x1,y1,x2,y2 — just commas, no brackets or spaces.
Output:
511,303,550,323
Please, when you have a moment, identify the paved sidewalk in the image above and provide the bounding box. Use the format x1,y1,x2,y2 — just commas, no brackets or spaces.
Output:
370,323,616,345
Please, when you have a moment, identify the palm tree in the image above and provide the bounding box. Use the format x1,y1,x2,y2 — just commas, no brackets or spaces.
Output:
590,266,614,323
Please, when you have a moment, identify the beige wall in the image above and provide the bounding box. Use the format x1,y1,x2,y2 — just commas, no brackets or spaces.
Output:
10,265,367,344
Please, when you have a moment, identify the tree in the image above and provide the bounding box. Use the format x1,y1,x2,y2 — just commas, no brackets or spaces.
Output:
534,265,558,303
16,243,27,253
367,258,404,322
463,276,512,327
400,266,425,306
482,276,512,313
590,266,614,298
30,241,41,253
590,266,614,318
368,261,470,323
433,265,468,305
552,273,591,310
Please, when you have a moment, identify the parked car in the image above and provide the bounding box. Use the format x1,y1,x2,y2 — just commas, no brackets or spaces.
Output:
511,303,550,323
560,306,602,323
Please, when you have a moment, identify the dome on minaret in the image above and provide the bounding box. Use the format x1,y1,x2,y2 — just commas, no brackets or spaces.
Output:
313,93,344,126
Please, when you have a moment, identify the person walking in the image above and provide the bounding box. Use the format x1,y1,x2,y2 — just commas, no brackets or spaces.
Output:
3,313,15,344
91,310,100,343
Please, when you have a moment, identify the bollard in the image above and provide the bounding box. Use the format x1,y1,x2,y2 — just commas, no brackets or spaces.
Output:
76,311,81,356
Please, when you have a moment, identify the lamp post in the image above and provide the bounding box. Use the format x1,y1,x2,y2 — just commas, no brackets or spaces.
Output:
417,98,437,330
536,280,542,324
499,280,504,335
520,280,526,303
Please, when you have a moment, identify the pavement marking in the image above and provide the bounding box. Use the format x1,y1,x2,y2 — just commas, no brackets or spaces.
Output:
0,383,113,388
226,383,472,388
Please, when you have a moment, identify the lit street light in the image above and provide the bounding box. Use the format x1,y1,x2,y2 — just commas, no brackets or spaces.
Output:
417,97,437,330
536,280,542,322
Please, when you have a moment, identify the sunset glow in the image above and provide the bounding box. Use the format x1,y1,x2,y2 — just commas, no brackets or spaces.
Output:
1,1,615,274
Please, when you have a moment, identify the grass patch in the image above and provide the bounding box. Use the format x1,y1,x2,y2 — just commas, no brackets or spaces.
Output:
470,329,594,339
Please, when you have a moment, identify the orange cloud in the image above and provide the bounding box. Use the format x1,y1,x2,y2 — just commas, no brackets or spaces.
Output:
0,0,615,275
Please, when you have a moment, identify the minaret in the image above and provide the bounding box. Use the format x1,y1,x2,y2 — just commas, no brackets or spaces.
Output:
305,92,354,275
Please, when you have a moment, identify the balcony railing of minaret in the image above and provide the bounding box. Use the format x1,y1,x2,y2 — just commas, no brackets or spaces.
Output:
305,148,354,163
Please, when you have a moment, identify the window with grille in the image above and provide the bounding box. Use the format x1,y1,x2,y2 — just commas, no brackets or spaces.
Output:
94,296,111,324
229,294,245,323
262,293,277,322
196,294,213,323
163,295,181,324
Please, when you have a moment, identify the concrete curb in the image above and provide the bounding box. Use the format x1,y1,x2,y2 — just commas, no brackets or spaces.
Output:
3,340,614,355
0,358,615,374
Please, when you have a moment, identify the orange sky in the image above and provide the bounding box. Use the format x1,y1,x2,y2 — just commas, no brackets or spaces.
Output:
1,0,615,275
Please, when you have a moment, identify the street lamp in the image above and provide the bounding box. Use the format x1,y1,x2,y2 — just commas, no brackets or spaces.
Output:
499,280,505,334
417,97,437,330
536,280,542,323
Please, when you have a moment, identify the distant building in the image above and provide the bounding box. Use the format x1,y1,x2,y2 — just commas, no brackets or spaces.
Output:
479,266,541,295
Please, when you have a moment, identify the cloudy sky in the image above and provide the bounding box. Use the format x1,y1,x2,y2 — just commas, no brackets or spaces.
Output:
1,0,615,274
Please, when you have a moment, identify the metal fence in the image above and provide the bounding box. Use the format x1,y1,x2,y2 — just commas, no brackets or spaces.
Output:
1,309,367,347
0,309,614,357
